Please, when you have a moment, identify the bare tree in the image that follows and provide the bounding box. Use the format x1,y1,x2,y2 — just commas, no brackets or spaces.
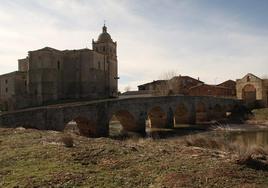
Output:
124,85,131,92
154,70,180,96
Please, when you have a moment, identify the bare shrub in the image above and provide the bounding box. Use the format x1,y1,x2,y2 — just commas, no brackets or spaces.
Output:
236,146,268,171
61,134,74,148
184,135,268,171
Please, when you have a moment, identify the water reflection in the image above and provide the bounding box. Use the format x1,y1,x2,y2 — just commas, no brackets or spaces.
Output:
109,121,268,147
229,130,268,147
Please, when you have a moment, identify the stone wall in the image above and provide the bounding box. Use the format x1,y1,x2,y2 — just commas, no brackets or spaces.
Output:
236,73,268,107
18,58,29,72
0,71,28,111
0,96,240,137
0,25,118,111
189,84,234,97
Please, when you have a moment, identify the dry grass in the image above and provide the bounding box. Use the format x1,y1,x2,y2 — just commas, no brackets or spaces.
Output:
1,128,268,187
184,134,268,171
237,146,268,171
252,108,268,121
184,134,235,151
61,134,74,148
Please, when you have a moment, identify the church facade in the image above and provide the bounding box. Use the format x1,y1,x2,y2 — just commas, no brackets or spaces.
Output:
0,25,118,111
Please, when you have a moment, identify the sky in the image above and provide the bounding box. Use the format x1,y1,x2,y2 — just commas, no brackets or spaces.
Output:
0,0,268,91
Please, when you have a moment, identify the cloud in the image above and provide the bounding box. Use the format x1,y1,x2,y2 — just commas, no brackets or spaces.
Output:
0,0,267,92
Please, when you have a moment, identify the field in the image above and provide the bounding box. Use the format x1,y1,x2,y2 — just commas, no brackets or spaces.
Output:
0,127,268,188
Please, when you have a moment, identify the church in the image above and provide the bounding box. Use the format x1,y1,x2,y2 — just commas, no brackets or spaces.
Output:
0,25,118,111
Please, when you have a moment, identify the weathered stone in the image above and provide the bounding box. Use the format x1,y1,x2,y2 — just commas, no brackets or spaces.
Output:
0,95,240,137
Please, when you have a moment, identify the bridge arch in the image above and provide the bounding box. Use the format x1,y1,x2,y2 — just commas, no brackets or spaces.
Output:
212,104,224,119
174,103,190,124
147,106,168,128
109,110,143,133
196,102,208,123
64,116,98,137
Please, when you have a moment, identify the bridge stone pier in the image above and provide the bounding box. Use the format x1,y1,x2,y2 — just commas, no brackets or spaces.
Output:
0,96,240,137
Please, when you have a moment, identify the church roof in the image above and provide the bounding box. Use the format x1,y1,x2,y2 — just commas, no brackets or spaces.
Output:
97,25,113,43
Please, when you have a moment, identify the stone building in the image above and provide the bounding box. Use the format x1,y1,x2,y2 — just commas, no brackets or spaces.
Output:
189,80,236,98
189,83,235,98
138,75,203,96
138,76,236,98
236,73,268,108
0,25,118,111
169,76,203,95
138,80,167,91
0,71,28,110
217,80,236,96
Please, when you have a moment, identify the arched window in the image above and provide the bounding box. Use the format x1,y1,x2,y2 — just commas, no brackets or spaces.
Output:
247,76,250,82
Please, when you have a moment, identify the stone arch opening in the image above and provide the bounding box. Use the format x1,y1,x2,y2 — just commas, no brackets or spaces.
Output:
109,115,123,136
213,104,224,119
148,106,167,128
110,110,140,133
196,102,207,123
242,84,256,105
175,103,189,125
64,117,97,137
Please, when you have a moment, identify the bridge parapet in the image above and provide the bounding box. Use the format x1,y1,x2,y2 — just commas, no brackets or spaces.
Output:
0,96,241,137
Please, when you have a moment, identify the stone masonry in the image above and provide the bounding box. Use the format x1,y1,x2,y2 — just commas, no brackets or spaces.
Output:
0,25,118,111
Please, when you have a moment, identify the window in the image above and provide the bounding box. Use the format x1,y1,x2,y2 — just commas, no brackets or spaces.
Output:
5,88,8,93
5,79,8,84
98,61,101,69
57,61,61,70
103,46,105,52
96,47,98,52
247,76,250,82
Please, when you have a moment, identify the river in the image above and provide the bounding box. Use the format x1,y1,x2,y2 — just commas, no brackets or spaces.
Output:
110,122,268,148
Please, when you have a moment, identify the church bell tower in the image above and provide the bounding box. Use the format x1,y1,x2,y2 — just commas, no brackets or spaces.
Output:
92,24,118,97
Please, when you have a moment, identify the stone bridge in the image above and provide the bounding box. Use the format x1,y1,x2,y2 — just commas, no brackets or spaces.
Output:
0,96,240,137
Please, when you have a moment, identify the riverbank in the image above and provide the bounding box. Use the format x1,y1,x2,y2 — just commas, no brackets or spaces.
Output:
0,127,268,187
246,108,268,126
212,123,268,131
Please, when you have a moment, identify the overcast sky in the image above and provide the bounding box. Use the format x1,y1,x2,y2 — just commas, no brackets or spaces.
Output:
0,0,268,91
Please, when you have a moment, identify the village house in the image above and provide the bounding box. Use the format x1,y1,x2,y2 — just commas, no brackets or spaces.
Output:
188,83,236,98
137,75,203,96
236,73,268,108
